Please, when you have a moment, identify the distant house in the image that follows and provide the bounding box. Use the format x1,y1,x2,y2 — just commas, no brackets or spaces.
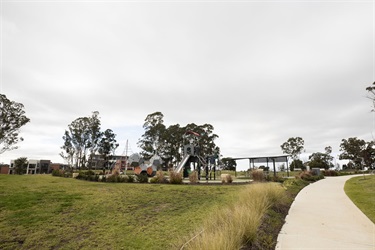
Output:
0,164,9,174
88,155,129,170
50,163,69,172
8,159,56,174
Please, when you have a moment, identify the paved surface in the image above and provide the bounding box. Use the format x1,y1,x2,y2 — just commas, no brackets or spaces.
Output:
276,175,375,250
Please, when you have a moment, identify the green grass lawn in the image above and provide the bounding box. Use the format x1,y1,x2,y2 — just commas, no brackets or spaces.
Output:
344,174,375,223
0,175,243,250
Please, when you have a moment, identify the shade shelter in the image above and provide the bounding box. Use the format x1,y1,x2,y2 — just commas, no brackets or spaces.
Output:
231,155,290,177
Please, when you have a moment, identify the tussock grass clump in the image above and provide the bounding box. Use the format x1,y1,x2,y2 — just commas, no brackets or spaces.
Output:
189,171,199,184
180,183,285,250
221,174,233,184
252,169,265,182
169,170,183,184
150,170,168,183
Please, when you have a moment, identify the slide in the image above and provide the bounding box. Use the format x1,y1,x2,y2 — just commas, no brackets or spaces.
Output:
175,155,190,173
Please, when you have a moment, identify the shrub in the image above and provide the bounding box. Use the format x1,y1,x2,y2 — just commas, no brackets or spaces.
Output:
106,174,118,182
101,175,106,182
265,175,284,183
127,175,135,183
151,170,168,184
296,171,324,182
252,170,264,182
52,169,63,177
137,173,149,183
322,170,339,176
86,170,95,176
189,171,199,184
170,171,183,184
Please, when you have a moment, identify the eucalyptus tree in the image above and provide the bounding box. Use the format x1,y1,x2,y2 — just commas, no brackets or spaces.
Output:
14,157,28,175
0,94,30,154
308,146,334,170
366,81,375,111
98,129,119,170
162,124,184,165
61,111,105,169
138,112,166,159
280,137,305,170
339,137,375,169
86,111,102,168
280,137,305,160
221,157,237,171
184,123,220,158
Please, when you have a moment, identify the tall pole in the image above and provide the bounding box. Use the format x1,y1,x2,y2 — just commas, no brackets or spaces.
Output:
124,139,128,175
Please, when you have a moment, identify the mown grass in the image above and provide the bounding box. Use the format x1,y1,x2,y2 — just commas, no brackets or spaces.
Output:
0,174,309,250
344,174,375,223
0,175,243,250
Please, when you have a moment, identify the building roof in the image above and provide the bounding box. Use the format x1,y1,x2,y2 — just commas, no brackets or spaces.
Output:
230,155,290,163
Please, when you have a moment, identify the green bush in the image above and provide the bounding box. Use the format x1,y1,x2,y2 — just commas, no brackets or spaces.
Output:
137,173,149,183
101,175,106,182
127,175,135,183
322,170,339,176
266,175,284,183
64,171,73,178
52,169,73,178
52,169,63,177
169,171,183,184
106,174,123,183
86,170,95,176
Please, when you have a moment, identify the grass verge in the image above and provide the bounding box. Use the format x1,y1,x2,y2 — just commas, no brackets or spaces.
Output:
344,174,375,223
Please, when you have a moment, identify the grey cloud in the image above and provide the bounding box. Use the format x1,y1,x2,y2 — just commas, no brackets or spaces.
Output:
1,2,373,169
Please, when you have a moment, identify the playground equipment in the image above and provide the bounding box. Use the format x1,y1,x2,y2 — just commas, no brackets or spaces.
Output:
174,130,219,180
128,153,162,177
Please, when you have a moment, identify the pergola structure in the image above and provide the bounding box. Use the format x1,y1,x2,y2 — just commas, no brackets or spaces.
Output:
231,155,291,177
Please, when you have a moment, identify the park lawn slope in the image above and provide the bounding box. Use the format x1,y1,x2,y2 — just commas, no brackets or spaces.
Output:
344,174,375,223
0,175,243,250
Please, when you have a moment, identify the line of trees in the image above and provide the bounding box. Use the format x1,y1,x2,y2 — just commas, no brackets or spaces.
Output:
137,112,220,168
280,136,374,171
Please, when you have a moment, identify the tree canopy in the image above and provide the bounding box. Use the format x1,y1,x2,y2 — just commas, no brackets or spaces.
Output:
60,111,118,169
280,137,304,160
138,112,220,167
339,137,375,169
0,94,30,154
221,157,237,171
290,159,304,171
308,146,334,170
14,157,28,175
366,81,375,111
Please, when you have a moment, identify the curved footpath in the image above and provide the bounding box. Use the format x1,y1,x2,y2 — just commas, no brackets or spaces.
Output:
276,175,375,250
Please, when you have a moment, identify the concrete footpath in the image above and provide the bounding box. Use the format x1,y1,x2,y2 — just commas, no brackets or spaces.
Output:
276,175,375,250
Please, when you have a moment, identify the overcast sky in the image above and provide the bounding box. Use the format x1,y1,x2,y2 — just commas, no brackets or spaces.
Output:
1,0,374,170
